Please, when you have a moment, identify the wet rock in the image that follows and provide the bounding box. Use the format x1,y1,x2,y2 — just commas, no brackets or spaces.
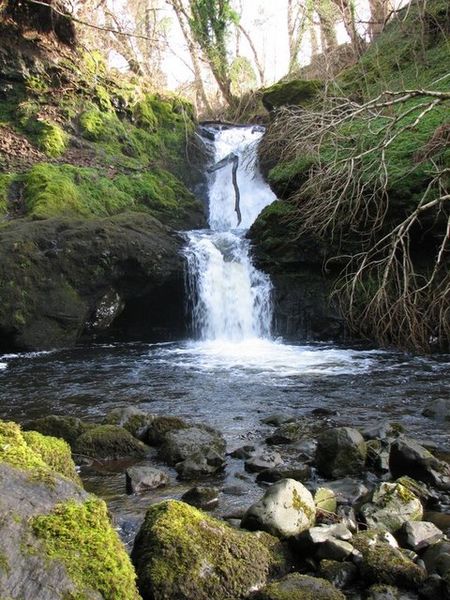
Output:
397,521,443,552
181,486,219,511
131,500,286,600
312,408,337,417
228,444,256,459
104,407,155,441
261,414,296,427
315,427,367,479
319,560,358,589
365,584,417,600
74,425,148,460
389,437,450,490
266,421,304,444
159,425,226,466
360,482,423,533
352,531,426,589
245,448,283,473
366,439,391,473
241,478,316,538
256,463,311,483
294,523,354,561
421,540,450,577
419,574,448,600
176,449,226,480
24,415,93,450
125,466,169,494
315,487,338,514
423,511,450,535
253,572,345,600
145,415,189,446
323,478,371,506
362,422,402,441
336,506,358,533
395,476,439,504
422,399,450,422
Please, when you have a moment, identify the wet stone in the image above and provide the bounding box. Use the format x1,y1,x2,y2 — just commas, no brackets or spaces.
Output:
319,559,358,589
266,421,304,445
397,521,443,552
323,477,371,506
244,448,283,473
360,482,423,534
181,486,219,511
261,414,296,427
125,466,169,494
315,427,367,479
228,444,255,459
256,463,311,483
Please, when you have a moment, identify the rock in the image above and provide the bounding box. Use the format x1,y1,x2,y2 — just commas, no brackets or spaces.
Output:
145,415,189,446
74,425,148,460
315,427,367,479
324,478,371,506
294,524,354,561
397,521,443,552
366,439,391,473
266,421,304,444
360,482,423,533
159,425,226,466
389,437,450,490
256,463,311,483
422,399,450,421
318,560,358,589
421,540,450,577
125,466,169,494
262,79,324,111
312,408,337,417
245,448,283,473
24,414,93,449
365,584,418,599
315,488,338,514
229,444,255,459
131,500,286,600
362,422,402,441
104,407,155,441
175,449,226,479
181,486,219,511
253,572,345,600
395,476,439,504
352,531,426,589
419,574,448,599
0,420,139,600
241,478,315,538
261,414,296,427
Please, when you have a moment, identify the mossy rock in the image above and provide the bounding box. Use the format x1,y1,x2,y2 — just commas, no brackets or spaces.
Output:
145,415,189,446
31,497,141,599
352,531,426,589
131,499,285,600
0,419,80,484
254,572,345,600
36,121,68,157
74,424,148,460
360,482,423,533
104,407,155,441
262,79,323,111
25,415,93,449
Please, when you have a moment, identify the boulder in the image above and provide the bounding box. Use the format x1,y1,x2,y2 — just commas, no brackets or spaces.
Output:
323,477,371,506
74,425,148,460
318,560,358,589
315,427,367,479
294,523,354,561
266,421,304,444
24,414,93,449
159,425,225,466
175,449,225,479
352,531,426,589
365,584,417,599
181,486,219,511
229,444,256,459
389,438,450,490
360,482,423,533
256,463,311,483
125,466,169,494
261,414,296,427
397,521,443,552
104,407,155,441
253,572,345,600
241,478,315,538
145,415,189,446
422,540,450,577
245,448,283,473
366,439,391,473
131,500,286,600
0,420,139,600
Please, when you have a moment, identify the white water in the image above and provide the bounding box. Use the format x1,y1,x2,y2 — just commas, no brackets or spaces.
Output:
185,126,276,342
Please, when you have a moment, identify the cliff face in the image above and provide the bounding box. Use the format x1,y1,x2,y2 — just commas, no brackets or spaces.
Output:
0,20,207,350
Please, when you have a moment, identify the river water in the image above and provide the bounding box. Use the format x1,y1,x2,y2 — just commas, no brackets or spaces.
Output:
0,125,449,536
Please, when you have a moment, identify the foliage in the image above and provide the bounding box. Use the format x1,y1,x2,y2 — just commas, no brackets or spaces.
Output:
0,173,12,216
32,498,141,599
37,121,68,157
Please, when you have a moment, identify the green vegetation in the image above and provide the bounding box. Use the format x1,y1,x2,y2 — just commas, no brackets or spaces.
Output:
0,420,80,484
74,425,148,460
262,79,323,111
0,173,12,215
32,498,141,600
37,122,68,157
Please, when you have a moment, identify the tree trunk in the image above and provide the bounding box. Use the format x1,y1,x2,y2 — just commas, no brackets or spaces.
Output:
368,0,390,39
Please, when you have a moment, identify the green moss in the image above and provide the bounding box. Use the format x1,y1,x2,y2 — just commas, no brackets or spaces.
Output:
292,488,315,522
74,425,147,460
262,79,323,111
256,573,345,600
79,107,121,141
32,498,141,600
22,431,81,485
0,174,12,216
25,415,93,449
132,98,158,130
132,500,282,600
0,550,10,574
37,121,68,157
0,420,48,472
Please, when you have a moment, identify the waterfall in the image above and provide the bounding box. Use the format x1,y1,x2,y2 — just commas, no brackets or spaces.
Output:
185,126,276,342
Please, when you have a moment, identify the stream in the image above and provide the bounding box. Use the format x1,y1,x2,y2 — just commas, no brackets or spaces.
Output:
0,125,449,542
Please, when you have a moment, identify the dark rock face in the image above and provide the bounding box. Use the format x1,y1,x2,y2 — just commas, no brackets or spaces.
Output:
315,427,367,479
0,213,186,351
389,438,450,490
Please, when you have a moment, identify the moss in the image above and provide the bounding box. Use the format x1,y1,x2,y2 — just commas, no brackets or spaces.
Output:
132,98,158,130
0,420,80,485
352,531,426,589
292,488,315,522
255,573,345,600
262,79,323,111
0,174,12,216
22,431,81,485
0,551,10,574
74,425,148,460
79,107,120,141
32,497,140,600
36,121,68,157
25,415,94,449
131,499,281,600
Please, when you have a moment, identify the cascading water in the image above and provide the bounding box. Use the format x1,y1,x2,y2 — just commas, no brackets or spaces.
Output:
184,126,277,342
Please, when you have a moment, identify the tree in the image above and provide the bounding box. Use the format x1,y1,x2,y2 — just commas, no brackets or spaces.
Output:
368,0,391,39
287,0,314,75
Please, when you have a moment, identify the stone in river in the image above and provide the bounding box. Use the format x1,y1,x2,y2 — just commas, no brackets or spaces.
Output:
126,466,169,494
315,427,367,478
